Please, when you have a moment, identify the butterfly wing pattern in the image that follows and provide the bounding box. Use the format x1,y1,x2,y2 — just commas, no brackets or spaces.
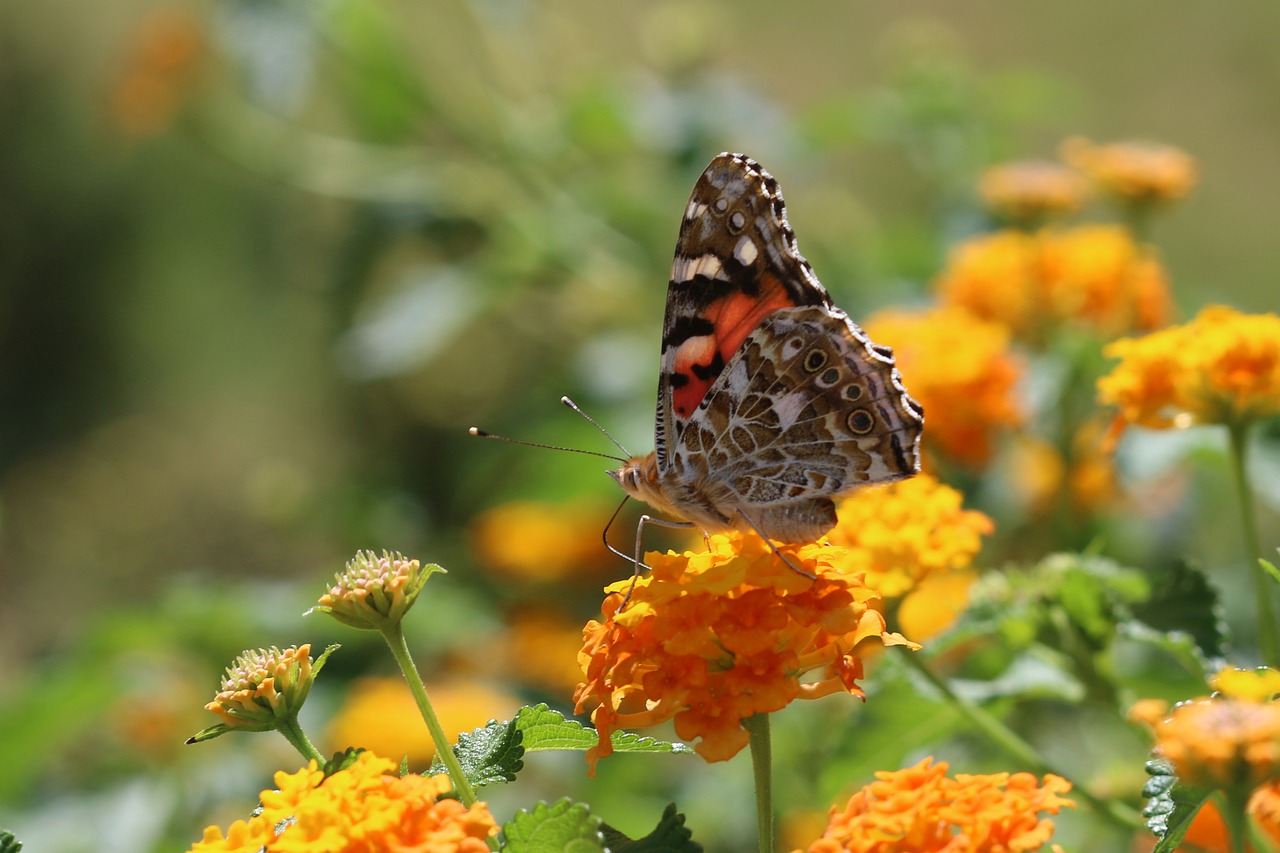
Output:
611,152,924,543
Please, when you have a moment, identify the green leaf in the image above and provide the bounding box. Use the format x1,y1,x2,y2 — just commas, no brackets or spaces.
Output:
515,703,693,755
0,829,23,853
1142,759,1214,853
428,705,693,789
503,798,605,853
323,747,365,776
1131,561,1228,662
1262,556,1280,585
600,803,703,853
429,717,524,788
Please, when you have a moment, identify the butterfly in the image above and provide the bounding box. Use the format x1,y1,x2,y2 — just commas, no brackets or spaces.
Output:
609,153,924,548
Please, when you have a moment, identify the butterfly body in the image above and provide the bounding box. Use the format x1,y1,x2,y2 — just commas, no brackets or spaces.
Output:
611,153,924,543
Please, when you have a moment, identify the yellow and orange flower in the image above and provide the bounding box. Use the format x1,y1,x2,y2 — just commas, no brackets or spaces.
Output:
865,307,1023,467
189,751,497,853
1132,670,1280,791
935,226,1172,342
313,550,442,632
326,676,520,768
828,474,992,598
1098,305,1280,431
800,757,1074,852
1060,137,1198,205
979,159,1088,223
199,644,334,735
573,532,917,770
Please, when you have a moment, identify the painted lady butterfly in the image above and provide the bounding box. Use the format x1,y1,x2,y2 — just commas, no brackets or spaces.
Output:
610,153,924,546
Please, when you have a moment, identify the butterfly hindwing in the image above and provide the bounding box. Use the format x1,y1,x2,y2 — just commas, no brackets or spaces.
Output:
674,305,921,540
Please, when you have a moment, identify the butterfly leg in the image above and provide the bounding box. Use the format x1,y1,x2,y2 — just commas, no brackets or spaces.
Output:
617,514,695,609
735,510,818,580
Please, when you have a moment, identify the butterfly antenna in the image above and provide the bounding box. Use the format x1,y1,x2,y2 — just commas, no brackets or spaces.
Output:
560,396,632,457
467,427,626,463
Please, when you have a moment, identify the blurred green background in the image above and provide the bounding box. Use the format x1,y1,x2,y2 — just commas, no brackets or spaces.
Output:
3,1,1279,850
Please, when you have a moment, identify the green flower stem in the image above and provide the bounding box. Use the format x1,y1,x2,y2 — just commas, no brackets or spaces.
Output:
1221,788,1251,853
278,716,325,764
381,623,479,807
1228,421,1279,667
898,649,1144,831
744,713,774,853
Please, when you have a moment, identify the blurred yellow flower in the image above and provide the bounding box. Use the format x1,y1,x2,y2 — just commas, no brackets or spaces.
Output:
470,500,613,582
799,757,1074,853
979,159,1088,223
573,532,916,771
1061,136,1198,205
1098,305,1280,430
479,609,590,694
936,226,1172,343
1215,667,1280,703
865,307,1023,467
189,752,497,852
827,474,992,601
326,676,520,767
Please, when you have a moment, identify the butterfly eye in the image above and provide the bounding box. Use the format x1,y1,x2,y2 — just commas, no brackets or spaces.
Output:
845,384,865,402
817,367,841,387
728,211,747,233
847,409,876,435
802,349,829,373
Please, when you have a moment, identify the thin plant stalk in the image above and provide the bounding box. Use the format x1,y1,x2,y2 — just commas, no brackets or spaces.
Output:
278,716,325,764
1228,420,1278,667
381,623,479,808
744,713,774,853
899,649,1144,831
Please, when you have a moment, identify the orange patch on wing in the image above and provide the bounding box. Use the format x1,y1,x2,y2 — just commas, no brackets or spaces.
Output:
669,272,799,418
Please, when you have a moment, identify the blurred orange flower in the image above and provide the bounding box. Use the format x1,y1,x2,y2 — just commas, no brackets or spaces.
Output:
979,159,1088,224
936,226,1172,342
470,500,612,582
111,7,206,137
1061,137,1198,205
326,676,520,768
865,307,1023,467
800,757,1074,853
1098,305,1280,431
573,532,916,771
189,752,497,853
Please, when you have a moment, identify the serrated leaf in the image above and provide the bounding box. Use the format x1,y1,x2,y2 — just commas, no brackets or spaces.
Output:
515,704,693,755
1132,561,1228,661
0,829,23,853
600,803,703,853
429,718,524,788
323,747,365,776
1142,759,1214,853
504,798,605,853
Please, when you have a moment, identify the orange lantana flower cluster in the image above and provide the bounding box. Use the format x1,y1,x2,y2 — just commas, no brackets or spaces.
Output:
979,159,1088,223
865,307,1022,467
573,532,916,770
935,225,1172,343
189,752,497,853
1099,305,1280,431
1060,137,1198,205
801,757,1074,853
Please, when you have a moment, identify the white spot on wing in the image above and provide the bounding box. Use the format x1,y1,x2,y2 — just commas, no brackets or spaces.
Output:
673,253,728,283
734,235,758,266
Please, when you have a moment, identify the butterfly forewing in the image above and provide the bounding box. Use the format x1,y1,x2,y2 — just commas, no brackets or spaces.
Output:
619,152,923,545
